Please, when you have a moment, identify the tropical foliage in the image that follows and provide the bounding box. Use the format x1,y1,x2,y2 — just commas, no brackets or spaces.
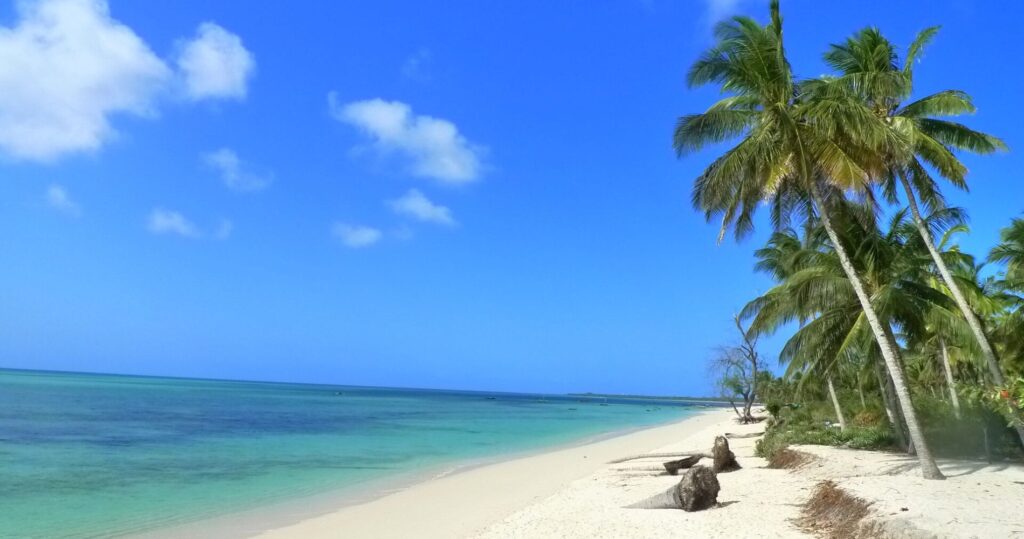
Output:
680,1,1024,474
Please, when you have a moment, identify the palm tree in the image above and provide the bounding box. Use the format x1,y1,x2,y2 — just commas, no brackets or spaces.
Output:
675,1,944,478
989,218,1024,377
908,222,991,418
990,218,1024,286
745,206,961,451
746,225,855,430
822,28,1022,443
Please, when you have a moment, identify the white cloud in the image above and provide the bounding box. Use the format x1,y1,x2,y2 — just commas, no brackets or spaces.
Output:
388,189,455,226
176,22,255,101
0,0,170,161
203,148,272,192
46,184,81,216
329,94,483,184
0,1,254,162
332,223,382,248
147,208,201,238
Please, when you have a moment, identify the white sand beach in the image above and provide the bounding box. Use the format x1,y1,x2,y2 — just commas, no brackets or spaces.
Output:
252,410,725,538
251,408,1024,539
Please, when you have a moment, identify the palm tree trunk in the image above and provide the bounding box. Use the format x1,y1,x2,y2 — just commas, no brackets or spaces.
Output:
898,175,1024,444
940,340,961,419
858,379,866,411
827,375,847,431
879,324,919,456
812,186,944,479
874,362,910,451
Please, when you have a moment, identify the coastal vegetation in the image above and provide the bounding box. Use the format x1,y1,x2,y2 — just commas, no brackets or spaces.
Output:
678,1,1024,477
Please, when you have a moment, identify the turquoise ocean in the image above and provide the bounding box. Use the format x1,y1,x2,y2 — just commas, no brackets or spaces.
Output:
0,369,702,537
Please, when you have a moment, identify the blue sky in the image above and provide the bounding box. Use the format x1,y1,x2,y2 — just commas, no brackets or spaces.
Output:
1,0,1022,396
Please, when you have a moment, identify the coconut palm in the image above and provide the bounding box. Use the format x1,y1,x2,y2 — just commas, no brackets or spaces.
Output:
749,221,891,441
911,224,979,417
822,28,1022,443
675,1,944,477
745,224,854,430
989,218,1024,374
990,218,1024,287
745,206,961,450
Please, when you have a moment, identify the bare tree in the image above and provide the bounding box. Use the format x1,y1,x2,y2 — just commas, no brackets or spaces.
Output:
709,316,760,423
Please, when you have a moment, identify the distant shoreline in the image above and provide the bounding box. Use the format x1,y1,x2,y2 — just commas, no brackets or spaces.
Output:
568,392,734,405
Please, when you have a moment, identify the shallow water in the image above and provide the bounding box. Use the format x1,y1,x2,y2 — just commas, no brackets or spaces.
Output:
0,369,699,537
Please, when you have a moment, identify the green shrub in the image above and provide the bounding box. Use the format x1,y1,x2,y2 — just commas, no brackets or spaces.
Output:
755,429,787,459
840,426,894,450
787,405,814,425
755,421,894,459
766,401,782,419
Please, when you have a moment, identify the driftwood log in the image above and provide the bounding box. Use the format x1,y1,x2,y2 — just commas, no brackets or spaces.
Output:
609,452,710,464
628,465,720,511
663,454,703,475
725,431,764,439
611,436,741,475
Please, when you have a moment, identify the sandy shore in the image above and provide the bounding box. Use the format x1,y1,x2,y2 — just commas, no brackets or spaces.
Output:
476,410,1024,539
474,408,805,539
252,410,726,538
249,407,1024,539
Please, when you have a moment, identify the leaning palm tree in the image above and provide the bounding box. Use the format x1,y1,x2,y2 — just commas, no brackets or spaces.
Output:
913,223,980,418
822,28,1022,443
675,1,944,478
746,226,854,431
746,206,958,451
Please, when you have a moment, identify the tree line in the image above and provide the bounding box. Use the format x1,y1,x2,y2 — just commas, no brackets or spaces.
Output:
680,1,1024,479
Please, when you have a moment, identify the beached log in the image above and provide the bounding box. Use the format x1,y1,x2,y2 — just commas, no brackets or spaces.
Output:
724,431,764,439
711,435,740,473
612,436,743,473
609,451,710,464
663,455,703,475
628,465,720,511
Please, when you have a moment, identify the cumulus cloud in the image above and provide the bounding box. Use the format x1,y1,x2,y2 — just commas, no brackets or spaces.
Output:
332,223,382,248
388,189,455,226
203,148,272,192
329,94,483,184
46,184,81,216
176,22,255,101
0,0,254,162
0,0,170,161
147,209,201,238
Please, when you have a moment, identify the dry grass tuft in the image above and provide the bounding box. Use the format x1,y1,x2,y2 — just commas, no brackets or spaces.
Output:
798,480,872,538
767,448,815,470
